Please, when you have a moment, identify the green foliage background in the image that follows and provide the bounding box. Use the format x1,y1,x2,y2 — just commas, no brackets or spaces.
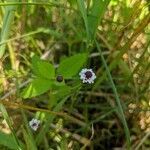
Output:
0,0,149,149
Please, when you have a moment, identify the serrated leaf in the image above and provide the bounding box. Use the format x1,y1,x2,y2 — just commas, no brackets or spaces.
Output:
21,78,52,99
32,55,55,79
57,53,87,78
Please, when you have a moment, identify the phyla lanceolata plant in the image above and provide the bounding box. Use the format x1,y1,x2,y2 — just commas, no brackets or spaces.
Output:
21,53,96,103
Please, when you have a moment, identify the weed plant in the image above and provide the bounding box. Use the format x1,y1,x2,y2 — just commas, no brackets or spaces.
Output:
0,0,150,149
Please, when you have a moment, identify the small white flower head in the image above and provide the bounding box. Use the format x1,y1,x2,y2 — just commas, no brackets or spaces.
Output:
79,68,96,84
29,118,40,131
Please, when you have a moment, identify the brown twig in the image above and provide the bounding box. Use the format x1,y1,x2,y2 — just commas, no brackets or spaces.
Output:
0,100,87,128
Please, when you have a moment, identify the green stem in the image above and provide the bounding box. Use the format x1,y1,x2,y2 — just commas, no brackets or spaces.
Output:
95,40,131,150
0,2,76,11
0,29,43,46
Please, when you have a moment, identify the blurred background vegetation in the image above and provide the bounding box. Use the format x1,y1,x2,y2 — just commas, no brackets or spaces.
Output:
0,0,150,149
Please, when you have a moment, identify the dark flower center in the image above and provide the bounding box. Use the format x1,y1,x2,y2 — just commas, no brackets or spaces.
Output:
85,71,92,79
32,123,37,127
56,75,63,82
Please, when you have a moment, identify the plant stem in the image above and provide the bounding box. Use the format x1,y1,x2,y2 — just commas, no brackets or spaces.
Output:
95,40,131,150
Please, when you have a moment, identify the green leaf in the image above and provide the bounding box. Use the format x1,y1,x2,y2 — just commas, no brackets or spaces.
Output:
88,0,110,38
0,3,17,59
21,78,52,99
0,104,23,150
22,128,37,150
32,55,55,79
68,0,77,7
0,132,22,150
77,0,90,41
57,53,87,78
50,83,71,108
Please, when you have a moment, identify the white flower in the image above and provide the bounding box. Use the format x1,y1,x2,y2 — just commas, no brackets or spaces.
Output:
79,68,96,84
29,118,40,131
